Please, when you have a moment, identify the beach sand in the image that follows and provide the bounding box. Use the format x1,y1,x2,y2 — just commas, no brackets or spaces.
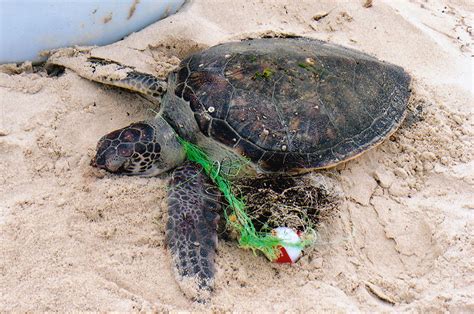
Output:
1,0,473,311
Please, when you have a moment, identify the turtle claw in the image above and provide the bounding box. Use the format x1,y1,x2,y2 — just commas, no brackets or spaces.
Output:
166,162,221,300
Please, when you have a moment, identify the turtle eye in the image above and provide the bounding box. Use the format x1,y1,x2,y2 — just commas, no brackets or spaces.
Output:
117,143,134,157
119,129,141,142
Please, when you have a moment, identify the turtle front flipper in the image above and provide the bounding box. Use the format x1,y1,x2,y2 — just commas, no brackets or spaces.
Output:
166,162,221,301
47,52,167,98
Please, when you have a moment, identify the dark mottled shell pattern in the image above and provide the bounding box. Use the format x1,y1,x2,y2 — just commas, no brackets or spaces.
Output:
174,38,411,172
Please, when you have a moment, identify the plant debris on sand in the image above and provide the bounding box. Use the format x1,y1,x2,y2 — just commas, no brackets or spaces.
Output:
234,173,342,233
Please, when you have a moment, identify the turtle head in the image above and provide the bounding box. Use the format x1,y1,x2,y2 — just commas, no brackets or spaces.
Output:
91,119,185,176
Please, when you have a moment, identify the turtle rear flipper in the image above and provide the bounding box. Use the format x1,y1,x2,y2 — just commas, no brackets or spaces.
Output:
166,162,221,301
47,53,167,98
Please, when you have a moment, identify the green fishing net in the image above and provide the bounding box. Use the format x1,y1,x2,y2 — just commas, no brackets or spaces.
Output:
179,138,316,261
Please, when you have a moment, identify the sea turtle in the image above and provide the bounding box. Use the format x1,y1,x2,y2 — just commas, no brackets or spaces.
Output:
48,37,411,300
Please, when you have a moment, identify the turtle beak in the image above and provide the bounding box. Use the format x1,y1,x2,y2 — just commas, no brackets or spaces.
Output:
90,156,97,168
90,146,128,173
105,157,128,172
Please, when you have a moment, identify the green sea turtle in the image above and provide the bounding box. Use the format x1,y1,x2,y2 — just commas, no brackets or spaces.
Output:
48,37,411,300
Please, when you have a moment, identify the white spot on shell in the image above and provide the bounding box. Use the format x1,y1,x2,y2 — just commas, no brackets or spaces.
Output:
281,145,288,151
225,54,231,58
305,57,315,65
208,106,215,113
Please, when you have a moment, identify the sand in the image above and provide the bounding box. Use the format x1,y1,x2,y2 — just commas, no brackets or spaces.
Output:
1,0,473,311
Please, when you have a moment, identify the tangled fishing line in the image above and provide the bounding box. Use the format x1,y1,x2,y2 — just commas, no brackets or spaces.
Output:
179,138,339,260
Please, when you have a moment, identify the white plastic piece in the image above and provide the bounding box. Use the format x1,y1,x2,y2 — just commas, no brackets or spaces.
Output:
272,227,303,263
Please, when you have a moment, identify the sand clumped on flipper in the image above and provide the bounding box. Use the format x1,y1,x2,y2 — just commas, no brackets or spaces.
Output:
48,51,134,83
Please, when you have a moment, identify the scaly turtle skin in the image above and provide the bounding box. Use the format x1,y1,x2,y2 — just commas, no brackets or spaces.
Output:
48,37,411,300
